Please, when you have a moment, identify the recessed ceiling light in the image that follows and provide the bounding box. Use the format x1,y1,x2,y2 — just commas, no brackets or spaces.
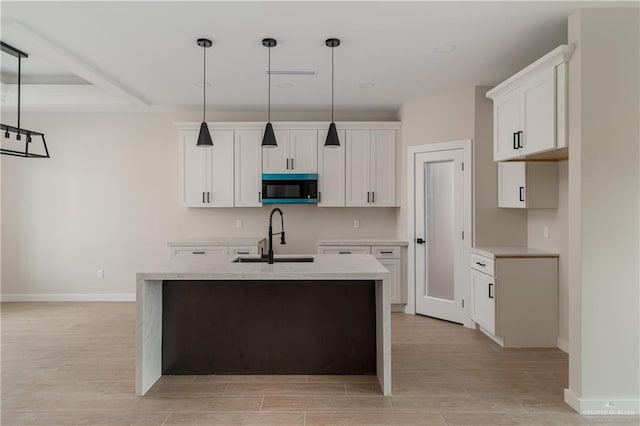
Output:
359,82,375,89
277,83,294,88
434,44,456,54
195,81,212,88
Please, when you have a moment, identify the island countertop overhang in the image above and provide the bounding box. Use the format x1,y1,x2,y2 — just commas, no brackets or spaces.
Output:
137,254,390,281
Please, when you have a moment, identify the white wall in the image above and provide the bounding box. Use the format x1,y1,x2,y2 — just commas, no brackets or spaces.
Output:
566,8,639,413
1,110,398,298
528,161,569,350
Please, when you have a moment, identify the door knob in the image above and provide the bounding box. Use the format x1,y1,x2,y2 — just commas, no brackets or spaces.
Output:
416,238,425,244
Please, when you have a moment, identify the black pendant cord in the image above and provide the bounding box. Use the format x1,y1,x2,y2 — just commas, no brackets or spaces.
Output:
331,46,334,123
202,45,206,122
267,45,271,123
17,56,21,136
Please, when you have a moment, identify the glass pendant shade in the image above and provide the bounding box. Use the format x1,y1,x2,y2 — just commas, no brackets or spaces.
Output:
325,121,340,147
262,122,277,147
197,121,213,147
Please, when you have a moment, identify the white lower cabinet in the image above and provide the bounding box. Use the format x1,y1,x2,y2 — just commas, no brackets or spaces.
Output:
172,246,229,257
169,240,266,259
469,250,558,347
317,244,403,304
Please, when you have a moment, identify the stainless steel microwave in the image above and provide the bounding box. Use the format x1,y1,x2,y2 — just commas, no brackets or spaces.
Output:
261,174,318,204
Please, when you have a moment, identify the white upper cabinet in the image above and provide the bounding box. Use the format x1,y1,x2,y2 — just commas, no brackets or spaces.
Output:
262,130,290,173
262,130,317,173
487,45,574,161
498,162,558,209
180,129,234,208
317,129,346,207
234,130,262,207
345,130,396,207
346,130,372,207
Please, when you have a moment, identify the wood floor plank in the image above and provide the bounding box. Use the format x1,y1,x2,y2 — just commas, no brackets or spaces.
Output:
3,302,618,426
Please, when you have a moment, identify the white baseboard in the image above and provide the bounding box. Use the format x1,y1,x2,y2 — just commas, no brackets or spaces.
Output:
564,388,640,415
557,337,569,353
1,293,136,302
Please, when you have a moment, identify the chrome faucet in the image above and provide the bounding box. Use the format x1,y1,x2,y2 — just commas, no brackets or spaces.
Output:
266,207,286,264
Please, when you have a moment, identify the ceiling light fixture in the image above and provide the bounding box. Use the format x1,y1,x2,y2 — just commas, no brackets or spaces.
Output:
324,38,341,147
196,38,213,148
0,41,50,158
261,38,277,148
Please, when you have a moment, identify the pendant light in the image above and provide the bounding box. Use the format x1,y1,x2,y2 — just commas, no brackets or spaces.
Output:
196,38,213,148
324,38,341,147
261,38,277,148
0,41,50,158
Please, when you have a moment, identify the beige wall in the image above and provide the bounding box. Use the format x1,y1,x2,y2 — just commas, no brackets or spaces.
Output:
528,161,569,348
1,110,398,297
567,8,639,409
396,86,527,247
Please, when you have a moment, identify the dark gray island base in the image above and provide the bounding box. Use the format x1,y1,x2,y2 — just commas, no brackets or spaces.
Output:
162,280,376,375
136,254,391,396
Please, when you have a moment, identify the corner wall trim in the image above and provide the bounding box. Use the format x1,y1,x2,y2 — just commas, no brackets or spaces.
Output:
564,388,640,416
557,337,569,353
0,293,136,302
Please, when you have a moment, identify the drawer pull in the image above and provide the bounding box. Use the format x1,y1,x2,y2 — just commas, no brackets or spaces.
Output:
475,261,486,267
192,251,206,255
489,283,494,299
338,251,351,254
236,251,250,254
380,251,394,254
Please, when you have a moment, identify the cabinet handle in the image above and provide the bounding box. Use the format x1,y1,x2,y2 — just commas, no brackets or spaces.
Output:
259,191,262,202
475,261,486,267
380,251,393,254
286,158,289,169
367,192,370,203
518,131,523,148
202,192,205,203
207,192,210,203
318,191,322,203
291,158,294,170
513,132,518,150
236,251,250,254
372,191,375,203
338,251,351,254
192,251,206,255
489,283,494,299
519,186,525,202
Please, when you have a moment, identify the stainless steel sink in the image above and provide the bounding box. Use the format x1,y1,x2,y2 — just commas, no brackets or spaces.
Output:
231,256,314,263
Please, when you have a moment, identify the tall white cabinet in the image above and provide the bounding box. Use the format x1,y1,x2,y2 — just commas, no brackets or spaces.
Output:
345,130,396,207
317,129,346,207
234,130,263,207
180,129,234,207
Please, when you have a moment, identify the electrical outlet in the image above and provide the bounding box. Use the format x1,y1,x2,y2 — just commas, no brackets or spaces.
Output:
236,219,242,229
354,219,360,229
97,269,104,279
544,226,549,239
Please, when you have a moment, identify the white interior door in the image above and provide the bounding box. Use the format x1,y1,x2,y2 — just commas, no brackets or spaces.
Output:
414,149,465,323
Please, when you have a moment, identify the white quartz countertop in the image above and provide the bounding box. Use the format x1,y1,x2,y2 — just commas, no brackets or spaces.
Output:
168,237,266,247
471,246,559,258
318,238,408,246
138,254,390,281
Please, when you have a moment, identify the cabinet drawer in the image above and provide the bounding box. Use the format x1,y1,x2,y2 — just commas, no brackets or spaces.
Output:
372,246,400,259
173,246,229,257
318,245,371,255
470,254,495,276
229,246,259,256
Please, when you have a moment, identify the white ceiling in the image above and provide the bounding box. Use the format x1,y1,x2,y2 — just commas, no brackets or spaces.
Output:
1,1,635,113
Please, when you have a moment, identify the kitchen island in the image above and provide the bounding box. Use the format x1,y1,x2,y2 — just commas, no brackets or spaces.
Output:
136,254,391,396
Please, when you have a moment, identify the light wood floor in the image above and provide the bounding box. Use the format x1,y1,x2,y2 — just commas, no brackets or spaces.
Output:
2,303,638,425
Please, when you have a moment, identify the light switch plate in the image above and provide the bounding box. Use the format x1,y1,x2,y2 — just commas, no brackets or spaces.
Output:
354,219,360,229
236,219,242,229
544,226,549,239
97,269,104,279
